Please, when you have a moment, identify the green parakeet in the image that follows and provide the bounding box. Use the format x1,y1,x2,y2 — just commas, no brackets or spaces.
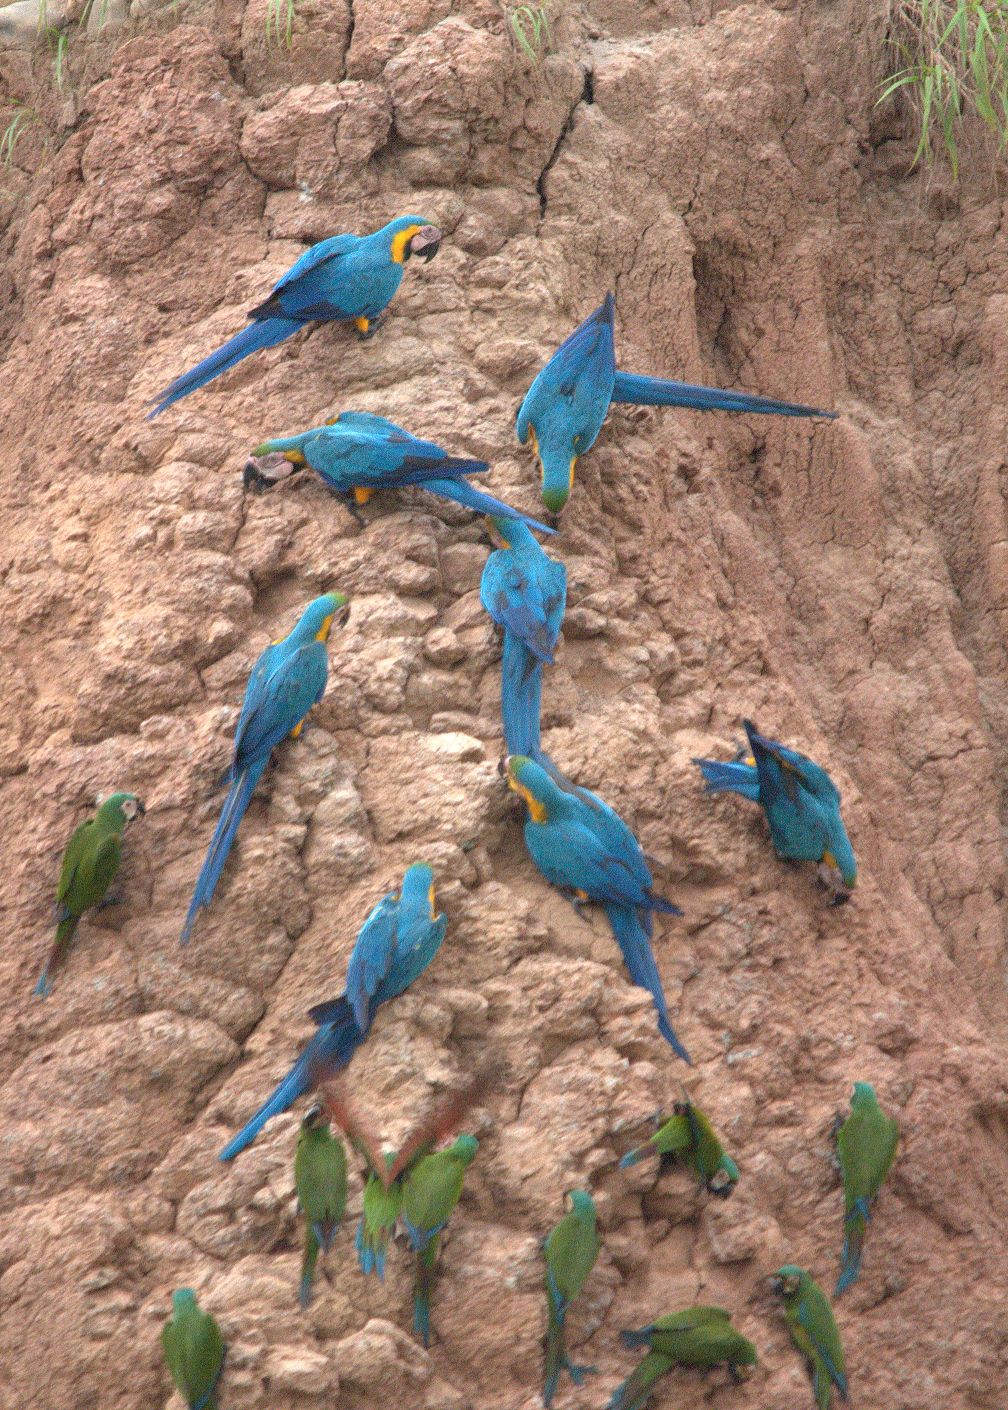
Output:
610,1305,757,1410
36,792,145,998
400,1134,479,1346
356,1153,402,1279
543,1189,599,1406
619,1100,739,1197
835,1082,898,1294
294,1104,348,1307
772,1266,847,1408
161,1289,226,1410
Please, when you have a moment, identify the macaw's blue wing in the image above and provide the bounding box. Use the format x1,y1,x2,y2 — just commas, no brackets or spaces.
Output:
611,370,838,419
501,633,542,757
517,294,617,445
425,478,556,535
481,557,557,662
233,640,330,767
379,912,447,1002
219,1007,361,1161
604,903,691,1062
693,757,761,802
278,422,490,492
260,233,359,312
743,719,840,804
344,893,399,1034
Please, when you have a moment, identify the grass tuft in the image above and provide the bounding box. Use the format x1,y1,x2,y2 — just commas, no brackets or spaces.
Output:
879,0,1008,179
1,105,36,167
265,0,295,48
506,3,552,66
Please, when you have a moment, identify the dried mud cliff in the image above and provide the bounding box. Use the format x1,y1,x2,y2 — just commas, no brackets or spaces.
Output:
1,1,1008,1407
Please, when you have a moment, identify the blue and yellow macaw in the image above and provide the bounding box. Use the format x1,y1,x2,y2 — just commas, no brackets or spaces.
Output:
480,514,566,756
517,293,837,512
506,756,690,1061
245,411,555,536
220,862,447,1160
148,215,441,416
694,719,857,902
181,593,348,946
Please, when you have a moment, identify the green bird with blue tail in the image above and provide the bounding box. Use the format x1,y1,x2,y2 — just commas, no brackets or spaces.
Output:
148,215,441,416
772,1265,847,1409
506,755,689,1061
220,862,446,1160
181,592,348,946
480,514,566,757
246,412,554,536
35,791,145,998
518,293,836,513
619,1099,738,1197
294,1103,348,1307
401,1133,479,1346
543,1190,599,1406
835,1082,898,1294
609,1305,757,1410
694,718,857,903
161,1289,226,1410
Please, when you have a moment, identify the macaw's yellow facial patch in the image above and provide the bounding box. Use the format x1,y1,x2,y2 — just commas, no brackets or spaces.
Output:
290,719,305,739
428,883,437,920
821,849,837,870
390,223,423,264
325,414,340,426
507,773,548,823
284,450,306,466
354,487,374,505
569,455,577,492
316,613,336,642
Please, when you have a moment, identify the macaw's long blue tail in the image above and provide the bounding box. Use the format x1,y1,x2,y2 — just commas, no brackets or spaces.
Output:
181,756,268,946
33,915,78,999
426,478,556,536
219,1053,311,1161
501,632,542,756
604,903,691,1063
693,757,761,802
148,316,304,418
611,370,837,419
377,455,490,487
835,1199,869,1295
412,1240,438,1348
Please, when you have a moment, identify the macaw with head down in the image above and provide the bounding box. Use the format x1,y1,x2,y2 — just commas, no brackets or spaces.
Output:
772,1266,847,1409
161,1289,226,1410
610,1306,758,1410
505,755,690,1061
181,592,349,947
693,719,857,902
35,791,145,998
543,1190,599,1406
244,411,554,536
834,1082,898,1295
619,1100,739,1198
219,862,447,1160
148,215,442,416
517,293,836,512
480,514,567,757
294,1104,348,1308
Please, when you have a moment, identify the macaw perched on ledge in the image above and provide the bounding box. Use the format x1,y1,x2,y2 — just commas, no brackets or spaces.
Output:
543,1190,599,1406
35,791,145,998
161,1290,226,1410
219,863,447,1161
619,1100,739,1198
181,592,349,947
517,292,836,512
480,514,567,757
694,718,857,903
148,215,442,416
772,1266,847,1409
834,1082,898,1295
401,1134,479,1346
505,755,690,1061
294,1105,348,1308
245,411,555,536
610,1306,758,1410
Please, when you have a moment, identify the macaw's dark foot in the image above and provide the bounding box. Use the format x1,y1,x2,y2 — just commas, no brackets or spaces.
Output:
353,312,386,341
341,495,370,527
729,1363,754,1385
567,1363,597,1387
829,889,852,907
558,887,591,921
95,893,124,911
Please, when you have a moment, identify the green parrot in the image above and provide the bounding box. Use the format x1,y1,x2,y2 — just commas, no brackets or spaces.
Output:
294,1104,348,1307
400,1134,479,1346
36,791,145,998
356,1153,403,1280
161,1289,226,1410
835,1082,899,1294
772,1266,847,1408
619,1100,739,1197
543,1189,599,1406
610,1305,758,1410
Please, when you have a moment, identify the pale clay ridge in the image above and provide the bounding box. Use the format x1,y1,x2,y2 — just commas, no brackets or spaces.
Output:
1,3,1008,1410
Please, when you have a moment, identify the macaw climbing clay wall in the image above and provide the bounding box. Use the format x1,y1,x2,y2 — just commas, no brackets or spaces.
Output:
1,1,1008,1407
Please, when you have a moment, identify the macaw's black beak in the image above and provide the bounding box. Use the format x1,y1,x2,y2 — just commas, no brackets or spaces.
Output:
243,452,295,492
409,225,442,262
135,799,146,816
830,890,852,908
335,601,352,628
